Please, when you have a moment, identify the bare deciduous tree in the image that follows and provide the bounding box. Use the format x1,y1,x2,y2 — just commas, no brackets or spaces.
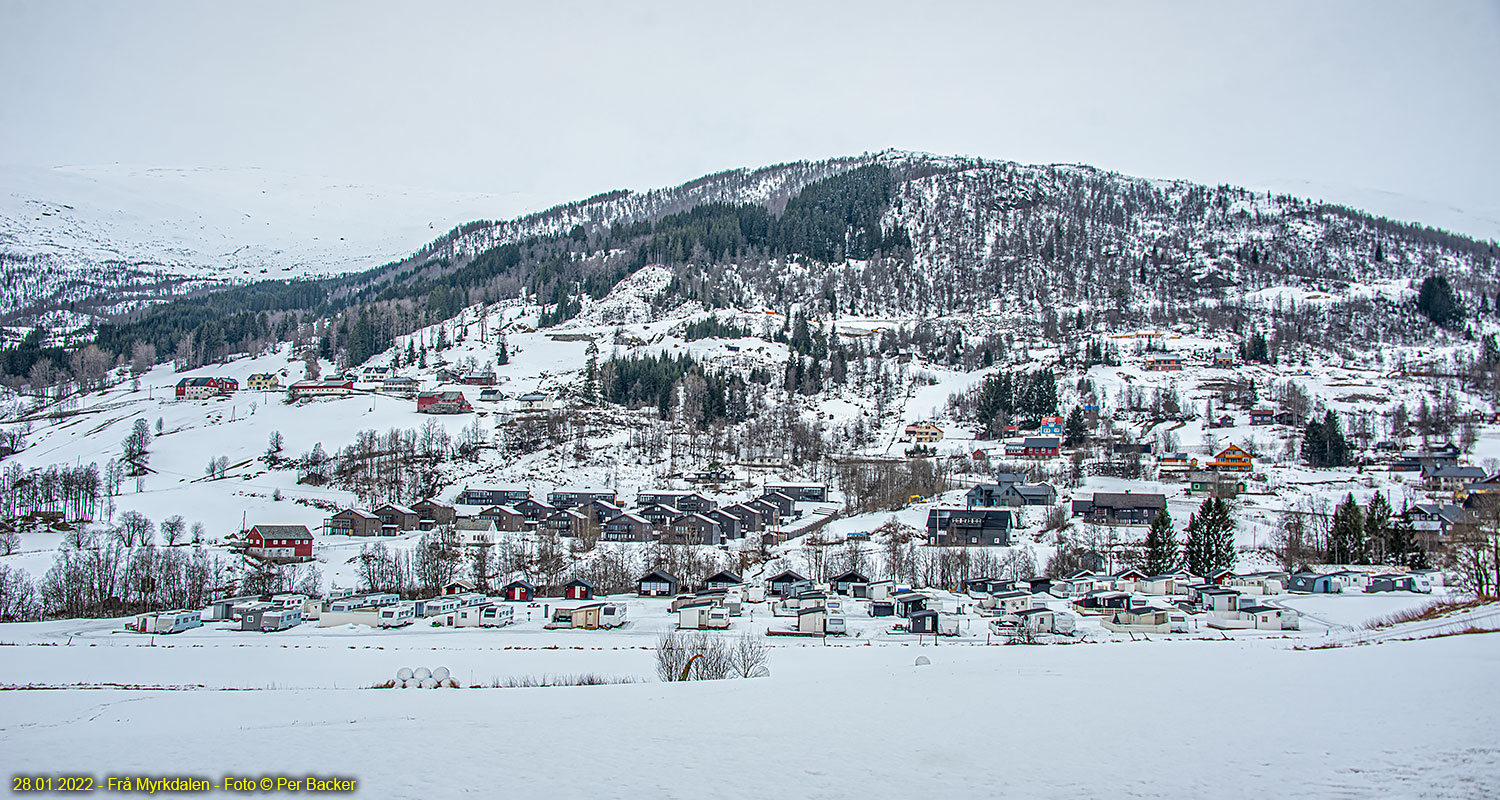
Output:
159,515,186,547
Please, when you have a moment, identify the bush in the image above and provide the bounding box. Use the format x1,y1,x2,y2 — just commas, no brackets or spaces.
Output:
656,629,771,681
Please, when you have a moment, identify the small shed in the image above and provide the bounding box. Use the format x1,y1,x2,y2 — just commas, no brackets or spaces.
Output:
909,609,940,634
503,580,536,602
869,600,895,617
564,579,595,600
892,591,928,618
866,580,895,602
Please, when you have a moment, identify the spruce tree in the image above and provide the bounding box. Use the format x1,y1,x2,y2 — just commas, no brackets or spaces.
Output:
1385,516,1418,568
1327,494,1365,564
581,340,600,406
1416,274,1463,327
496,334,509,366
1064,406,1087,447
1184,497,1235,576
1142,509,1179,575
1363,492,1392,564
1301,417,1326,467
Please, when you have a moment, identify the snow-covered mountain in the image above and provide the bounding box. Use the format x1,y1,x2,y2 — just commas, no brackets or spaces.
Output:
0,163,541,326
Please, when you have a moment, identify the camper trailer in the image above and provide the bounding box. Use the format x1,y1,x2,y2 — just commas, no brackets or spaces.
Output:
599,603,627,628
132,610,203,634
480,605,516,628
417,596,461,617
377,602,416,628
679,601,731,630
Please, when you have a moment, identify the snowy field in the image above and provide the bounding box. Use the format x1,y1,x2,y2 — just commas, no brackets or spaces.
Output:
1,592,1496,799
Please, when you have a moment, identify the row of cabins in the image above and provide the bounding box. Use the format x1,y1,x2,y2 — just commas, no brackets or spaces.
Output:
327,499,458,537
324,483,827,545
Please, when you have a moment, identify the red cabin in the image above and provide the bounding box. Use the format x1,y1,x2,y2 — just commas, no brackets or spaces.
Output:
564,579,594,600
502,580,535,602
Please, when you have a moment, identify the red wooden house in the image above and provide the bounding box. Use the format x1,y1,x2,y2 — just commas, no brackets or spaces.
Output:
1006,437,1061,457
175,376,238,398
245,525,313,560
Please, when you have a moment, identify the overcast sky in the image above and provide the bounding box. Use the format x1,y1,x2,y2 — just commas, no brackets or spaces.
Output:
3,1,1498,237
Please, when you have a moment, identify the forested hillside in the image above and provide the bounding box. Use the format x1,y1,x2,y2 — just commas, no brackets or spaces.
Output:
4,150,1498,393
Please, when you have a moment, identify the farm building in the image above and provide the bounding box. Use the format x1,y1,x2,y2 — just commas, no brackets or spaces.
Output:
287,379,354,400
416,391,472,414
245,525,313,561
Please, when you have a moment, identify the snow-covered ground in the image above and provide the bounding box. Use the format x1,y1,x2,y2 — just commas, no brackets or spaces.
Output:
1,592,1496,798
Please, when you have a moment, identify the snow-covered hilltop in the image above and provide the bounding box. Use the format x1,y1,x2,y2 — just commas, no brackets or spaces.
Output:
0,163,539,327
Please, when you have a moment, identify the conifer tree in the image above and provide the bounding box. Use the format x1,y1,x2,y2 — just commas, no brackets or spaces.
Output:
1184,496,1235,575
1327,493,1365,564
495,334,509,366
1064,406,1087,447
1363,492,1392,564
581,340,600,406
1416,274,1462,327
1142,509,1179,575
1384,516,1422,568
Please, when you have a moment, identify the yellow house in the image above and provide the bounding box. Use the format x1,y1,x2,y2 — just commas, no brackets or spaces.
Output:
904,423,944,443
247,372,280,391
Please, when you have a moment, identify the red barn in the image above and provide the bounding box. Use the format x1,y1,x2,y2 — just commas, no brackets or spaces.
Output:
502,580,535,602
416,391,472,414
245,525,313,560
564,579,594,600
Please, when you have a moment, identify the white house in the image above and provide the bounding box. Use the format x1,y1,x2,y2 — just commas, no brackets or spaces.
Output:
517,392,554,413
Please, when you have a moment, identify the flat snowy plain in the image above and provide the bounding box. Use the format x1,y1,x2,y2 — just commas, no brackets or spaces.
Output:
2,592,1497,799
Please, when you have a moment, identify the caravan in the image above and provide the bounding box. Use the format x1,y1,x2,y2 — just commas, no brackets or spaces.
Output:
480,605,516,628
377,603,416,628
